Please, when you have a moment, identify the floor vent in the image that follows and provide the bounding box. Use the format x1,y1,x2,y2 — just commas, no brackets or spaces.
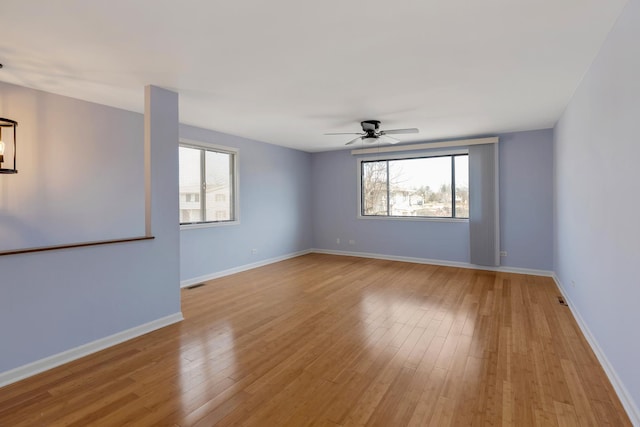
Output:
186,283,206,290
557,296,568,306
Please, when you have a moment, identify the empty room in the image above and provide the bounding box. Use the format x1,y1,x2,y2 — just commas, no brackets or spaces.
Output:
0,0,639,425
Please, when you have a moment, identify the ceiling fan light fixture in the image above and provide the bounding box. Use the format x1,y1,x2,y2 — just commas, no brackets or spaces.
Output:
361,136,379,144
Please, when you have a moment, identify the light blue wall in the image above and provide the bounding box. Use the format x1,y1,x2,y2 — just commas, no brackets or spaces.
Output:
179,125,313,282
311,129,554,270
0,84,181,373
0,81,145,251
554,0,640,417
500,129,554,270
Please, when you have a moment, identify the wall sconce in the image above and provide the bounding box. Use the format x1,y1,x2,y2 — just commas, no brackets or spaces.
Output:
0,118,18,174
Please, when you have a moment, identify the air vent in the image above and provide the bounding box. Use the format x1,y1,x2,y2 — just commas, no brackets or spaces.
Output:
557,296,568,306
186,283,205,290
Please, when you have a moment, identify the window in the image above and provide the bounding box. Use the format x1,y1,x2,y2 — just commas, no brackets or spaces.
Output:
179,142,238,225
360,153,468,219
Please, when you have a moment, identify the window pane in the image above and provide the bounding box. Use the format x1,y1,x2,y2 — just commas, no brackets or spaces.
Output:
179,146,202,223
388,157,452,217
205,151,233,221
362,161,388,215
454,155,469,218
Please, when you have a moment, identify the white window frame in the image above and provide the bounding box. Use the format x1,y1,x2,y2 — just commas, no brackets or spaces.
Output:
179,139,240,229
356,148,469,222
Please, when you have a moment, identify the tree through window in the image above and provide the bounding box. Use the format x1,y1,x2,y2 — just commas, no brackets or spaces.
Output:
361,154,468,218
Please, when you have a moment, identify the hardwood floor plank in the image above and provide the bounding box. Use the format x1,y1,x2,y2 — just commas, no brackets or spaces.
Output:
0,254,631,426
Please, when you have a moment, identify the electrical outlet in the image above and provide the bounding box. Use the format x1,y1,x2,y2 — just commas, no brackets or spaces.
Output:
571,280,576,288
349,240,355,245
336,238,340,245
251,248,258,254
500,251,507,257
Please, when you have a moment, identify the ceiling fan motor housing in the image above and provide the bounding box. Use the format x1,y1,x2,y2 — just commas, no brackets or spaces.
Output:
361,120,381,137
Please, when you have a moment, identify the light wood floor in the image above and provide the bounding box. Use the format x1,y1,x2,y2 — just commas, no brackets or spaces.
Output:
0,254,631,426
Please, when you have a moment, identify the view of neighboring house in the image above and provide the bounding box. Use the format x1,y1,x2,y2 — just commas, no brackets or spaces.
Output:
179,145,234,223
179,184,231,223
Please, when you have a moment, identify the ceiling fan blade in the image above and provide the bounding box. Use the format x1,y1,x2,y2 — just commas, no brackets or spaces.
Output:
324,132,364,136
345,136,363,145
380,135,400,144
381,128,419,135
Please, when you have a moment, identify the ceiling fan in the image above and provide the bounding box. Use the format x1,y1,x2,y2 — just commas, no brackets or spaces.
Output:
324,120,419,145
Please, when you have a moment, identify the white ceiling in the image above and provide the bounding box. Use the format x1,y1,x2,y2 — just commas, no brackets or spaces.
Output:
0,0,628,152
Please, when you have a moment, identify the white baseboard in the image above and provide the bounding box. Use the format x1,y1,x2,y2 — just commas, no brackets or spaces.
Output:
311,248,554,277
181,248,553,290
0,312,184,388
553,274,639,426
180,249,312,288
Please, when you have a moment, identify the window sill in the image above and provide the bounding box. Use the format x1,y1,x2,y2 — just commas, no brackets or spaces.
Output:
180,220,240,230
357,215,468,223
